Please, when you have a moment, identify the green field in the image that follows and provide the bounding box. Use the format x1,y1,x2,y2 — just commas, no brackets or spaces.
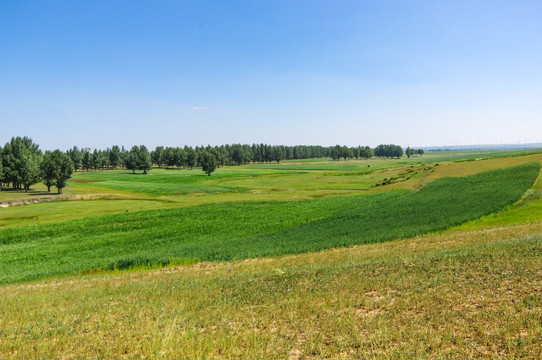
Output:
1,162,538,285
1,150,542,358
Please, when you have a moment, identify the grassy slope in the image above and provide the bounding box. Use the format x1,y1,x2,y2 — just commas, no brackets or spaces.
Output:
2,223,541,359
1,151,542,358
449,166,542,231
1,163,539,285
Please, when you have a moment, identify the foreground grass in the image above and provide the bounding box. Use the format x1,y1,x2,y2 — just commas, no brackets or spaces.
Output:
2,222,541,359
1,163,538,284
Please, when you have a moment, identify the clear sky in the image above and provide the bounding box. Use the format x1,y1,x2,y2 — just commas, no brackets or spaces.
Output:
1,0,541,150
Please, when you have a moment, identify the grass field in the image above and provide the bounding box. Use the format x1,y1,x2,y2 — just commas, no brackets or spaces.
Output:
1,163,538,285
2,223,541,359
1,149,542,358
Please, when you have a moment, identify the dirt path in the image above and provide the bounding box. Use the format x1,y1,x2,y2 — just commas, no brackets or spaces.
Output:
0,194,111,208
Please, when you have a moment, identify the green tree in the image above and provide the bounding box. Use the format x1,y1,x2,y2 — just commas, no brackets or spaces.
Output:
175,147,187,169
109,145,122,169
67,146,83,171
231,144,244,165
151,146,164,168
120,146,129,169
41,150,74,193
96,150,107,170
185,146,196,169
125,145,152,174
1,137,42,191
374,144,404,159
51,150,74,194
40,151,56,192
81,149,91,171
20,154,41,192
163,147,176,168
359,146,373,159
90,149,100,170
272,146,285,163
199,150,217,176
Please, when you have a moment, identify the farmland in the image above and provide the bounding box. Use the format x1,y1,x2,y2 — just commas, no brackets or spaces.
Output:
1,149,542,358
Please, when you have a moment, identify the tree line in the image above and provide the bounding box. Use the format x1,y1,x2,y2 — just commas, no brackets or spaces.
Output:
405,147,425,158
0,137,73,194
1,136,416,192
63,143,376,173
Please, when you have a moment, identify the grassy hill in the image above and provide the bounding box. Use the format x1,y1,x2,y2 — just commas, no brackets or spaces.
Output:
1,150,541,358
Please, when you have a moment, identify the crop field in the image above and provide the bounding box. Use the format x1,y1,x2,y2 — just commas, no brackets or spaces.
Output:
1,149,542,358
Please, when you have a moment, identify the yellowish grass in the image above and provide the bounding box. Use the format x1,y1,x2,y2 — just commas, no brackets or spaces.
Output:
2,222,541,359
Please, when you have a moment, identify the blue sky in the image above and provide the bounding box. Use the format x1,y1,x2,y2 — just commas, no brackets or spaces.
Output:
1,0,541,150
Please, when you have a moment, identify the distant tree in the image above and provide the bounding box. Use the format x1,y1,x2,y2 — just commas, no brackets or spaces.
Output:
124,147,137,173
120,146,129,169
82,149,91,171
352,147,360,159
139,146,151,173
125,145,152,174
185,146,196,169
374,144,404,159
346,147,354,160
151,146,164,168
392,145,403,158
210,146,224,167
199,150,217,176
330,145,342,161
175,147,187,169
40,151,56,192
109,145,122,169
164,147,177,168
54,150,74,194
272,146,285,163
97,150,107,170
231,144,244,165
1,136,42,191
359,146,373,159
0,145,13,187
195,146,204,167
242,144,253,164
90,149,100,170
341,145,350,161
20,153,41,192
405,147,424,158
67,146,83,171
41,150,74,194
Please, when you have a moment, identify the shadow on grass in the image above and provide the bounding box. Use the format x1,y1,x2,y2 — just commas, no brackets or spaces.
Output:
25,191,56,196
0,188,57,197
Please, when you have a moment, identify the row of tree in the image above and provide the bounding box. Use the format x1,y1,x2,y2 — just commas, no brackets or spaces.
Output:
0,137,73,193
405,147,425,158
62,143,376,172
374,144,405,159
373,145,425,159
1,137,419,192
